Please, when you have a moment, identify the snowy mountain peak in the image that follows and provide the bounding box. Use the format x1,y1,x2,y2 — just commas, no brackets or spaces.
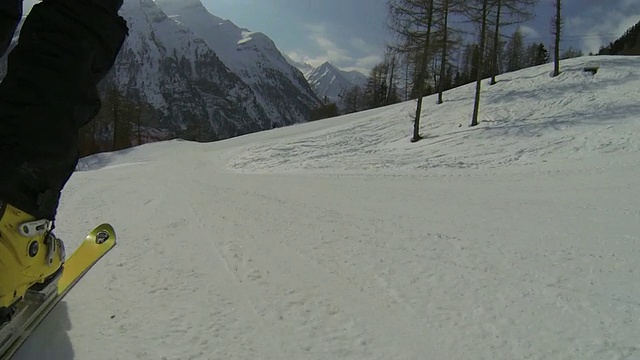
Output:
305,61,368,105
315,62,342,76
318,61,337,69
238,31,273,49
284,55,315,77
155,0,319,126
105,0,269,139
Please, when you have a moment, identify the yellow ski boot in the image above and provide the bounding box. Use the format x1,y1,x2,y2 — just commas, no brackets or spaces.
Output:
0,203,65,323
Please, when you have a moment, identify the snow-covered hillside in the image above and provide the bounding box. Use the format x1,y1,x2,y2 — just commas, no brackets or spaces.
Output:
233,57,640,172
155,0,320,127
15,56,640,360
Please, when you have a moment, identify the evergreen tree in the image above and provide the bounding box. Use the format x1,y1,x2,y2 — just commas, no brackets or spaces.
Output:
488,0,538,85
310,103,339,121
457,43,478,86
535,43,550,65
78,85,150,155
524,42,549,66
599,20,640,55
561,47,583,59
506,28,525,72
364,62,388,108
342,85,365,114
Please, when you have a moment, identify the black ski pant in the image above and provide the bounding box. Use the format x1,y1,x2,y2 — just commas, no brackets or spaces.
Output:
0,0,128,220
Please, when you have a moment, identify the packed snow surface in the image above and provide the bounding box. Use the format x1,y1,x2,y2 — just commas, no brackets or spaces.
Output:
16,57,640,359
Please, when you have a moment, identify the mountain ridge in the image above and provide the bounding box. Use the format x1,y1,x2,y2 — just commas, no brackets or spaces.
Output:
107,0,267,140
155,0,321,128
303,61,368,105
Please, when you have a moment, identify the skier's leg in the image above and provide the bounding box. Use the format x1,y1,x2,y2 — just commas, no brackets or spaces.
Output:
0,0,127,314
0,0,128,221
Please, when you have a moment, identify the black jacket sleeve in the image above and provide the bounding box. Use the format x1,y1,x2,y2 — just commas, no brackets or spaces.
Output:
0,0,22,57
0,0,128,220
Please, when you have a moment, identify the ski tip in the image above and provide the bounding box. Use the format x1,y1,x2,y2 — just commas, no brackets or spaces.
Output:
87,223,116,245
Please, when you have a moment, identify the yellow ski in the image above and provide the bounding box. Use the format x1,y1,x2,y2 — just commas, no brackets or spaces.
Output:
0,224,116,360
57,224,117,295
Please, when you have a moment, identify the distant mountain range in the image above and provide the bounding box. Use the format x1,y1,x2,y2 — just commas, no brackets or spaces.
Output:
106,0,324,140
286,57,369,106
105,0,267,140
155,0,320,129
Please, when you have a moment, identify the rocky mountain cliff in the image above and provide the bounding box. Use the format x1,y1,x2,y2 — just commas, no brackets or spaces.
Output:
107,0,271,141
303,62,368,105
155,0,321,128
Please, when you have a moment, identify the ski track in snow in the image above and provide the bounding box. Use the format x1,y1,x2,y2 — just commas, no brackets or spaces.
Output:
12,56,640,360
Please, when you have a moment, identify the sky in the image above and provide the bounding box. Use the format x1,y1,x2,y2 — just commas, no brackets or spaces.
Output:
199,0,390,74
21,0,640,75
198,0,640,74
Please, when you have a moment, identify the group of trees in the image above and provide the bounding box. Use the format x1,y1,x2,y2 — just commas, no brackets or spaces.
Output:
447,28,551,89
310,55,404,120
599,20,640,55
79,85,155,157
342,55,403,114
364,0,575,141
378,0,568,141
310,101,340,121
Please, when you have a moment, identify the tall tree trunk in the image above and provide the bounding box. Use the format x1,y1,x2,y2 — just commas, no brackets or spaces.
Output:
470,0,489,127
553,0,561,77
437,0,450,104
136,105,142,146
412,0,434,142
404,57,409,101
412,62,426,141
386,55,397,104
490,0,502,85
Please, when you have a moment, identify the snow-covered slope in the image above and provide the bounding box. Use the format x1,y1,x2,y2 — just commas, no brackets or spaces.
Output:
106,0,268,140
14,56,640,360
304,62,369,105
155,0,320,127
233,57,640,172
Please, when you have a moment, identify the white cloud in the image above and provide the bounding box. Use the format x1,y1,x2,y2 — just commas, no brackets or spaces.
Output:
302,24,353,65
287,22,380,74
566,3,640,54
350,37,375,53
622,0,640,7
518,25,540,39
349,55,383,74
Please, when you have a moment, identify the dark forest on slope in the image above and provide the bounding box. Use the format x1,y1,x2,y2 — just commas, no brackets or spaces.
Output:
599,21,640,55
